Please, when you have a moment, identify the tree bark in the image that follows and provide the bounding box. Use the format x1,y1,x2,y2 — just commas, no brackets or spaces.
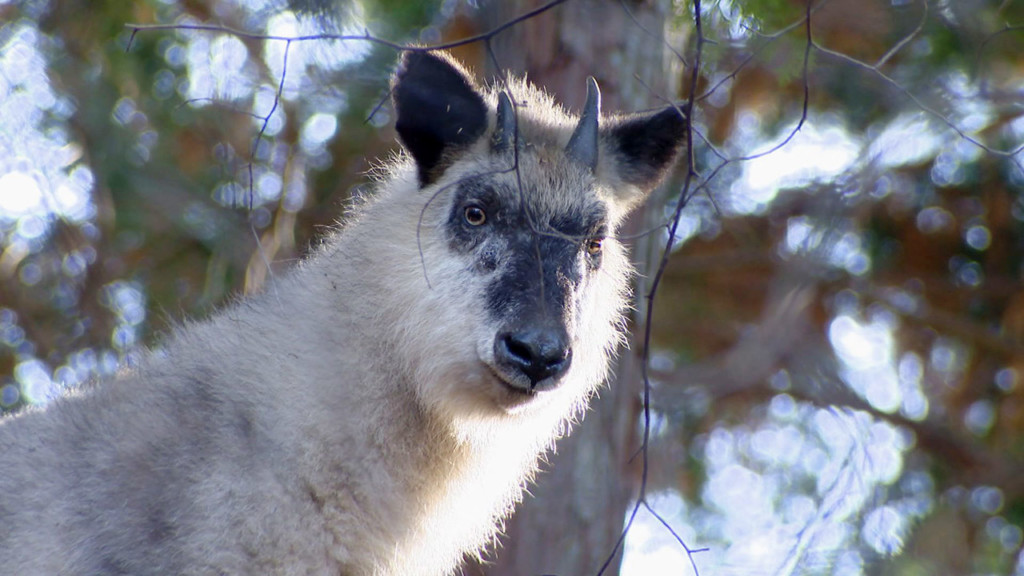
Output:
459,2,683,574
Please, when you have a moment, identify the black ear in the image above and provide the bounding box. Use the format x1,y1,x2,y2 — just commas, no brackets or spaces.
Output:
393,51,488,186
605,104,688,192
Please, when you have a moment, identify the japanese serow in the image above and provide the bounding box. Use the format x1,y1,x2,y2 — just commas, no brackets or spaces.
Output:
0,51,685,575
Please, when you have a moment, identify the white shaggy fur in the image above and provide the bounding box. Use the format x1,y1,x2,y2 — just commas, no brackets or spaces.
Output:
0,52,682,575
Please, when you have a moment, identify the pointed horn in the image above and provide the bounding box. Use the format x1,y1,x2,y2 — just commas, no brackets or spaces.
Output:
493,92,516,152
565,77,601,171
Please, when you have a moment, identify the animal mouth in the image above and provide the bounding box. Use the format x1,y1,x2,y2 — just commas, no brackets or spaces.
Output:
486,363,538,398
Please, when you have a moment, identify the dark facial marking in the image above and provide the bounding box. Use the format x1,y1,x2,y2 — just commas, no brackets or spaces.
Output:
443,173,609,330
486,210,606,327
484,231,580,322
446,178,501,254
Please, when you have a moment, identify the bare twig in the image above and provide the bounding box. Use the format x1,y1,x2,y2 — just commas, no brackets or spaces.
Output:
813,42,1024,160
597,1,713,574
126,0,571,54
873,0,928,69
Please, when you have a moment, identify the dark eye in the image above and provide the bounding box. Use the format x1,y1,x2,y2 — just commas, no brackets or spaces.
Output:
586,238,603,256
464,205,487,226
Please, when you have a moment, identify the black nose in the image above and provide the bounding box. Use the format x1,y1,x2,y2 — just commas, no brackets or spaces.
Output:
495,328,572,391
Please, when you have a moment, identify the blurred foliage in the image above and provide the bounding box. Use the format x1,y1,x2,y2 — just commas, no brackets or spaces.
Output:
649,0,1024,573
2,0,1024,574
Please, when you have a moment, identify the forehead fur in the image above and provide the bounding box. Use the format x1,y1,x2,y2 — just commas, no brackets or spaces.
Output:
457,159,607,236
485,77,576,149
453,148,605,233
441,79,616,223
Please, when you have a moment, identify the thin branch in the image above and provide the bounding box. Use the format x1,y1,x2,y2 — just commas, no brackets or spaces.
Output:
643,501,710,575
727,0,813,164
239,39,293,295
696,0,829,104
125,0,570,54
874,0,928,69
598,1,712,574
813,42,1024,159
617,0,689,68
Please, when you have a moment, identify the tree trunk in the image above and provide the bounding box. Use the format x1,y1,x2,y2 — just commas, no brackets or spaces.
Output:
459,2,683,574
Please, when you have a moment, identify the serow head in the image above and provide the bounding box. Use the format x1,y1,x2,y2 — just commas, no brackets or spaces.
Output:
392,51,687,405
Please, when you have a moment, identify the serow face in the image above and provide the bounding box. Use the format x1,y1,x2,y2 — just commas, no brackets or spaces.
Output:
392,50,687,406
447,176,608,395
